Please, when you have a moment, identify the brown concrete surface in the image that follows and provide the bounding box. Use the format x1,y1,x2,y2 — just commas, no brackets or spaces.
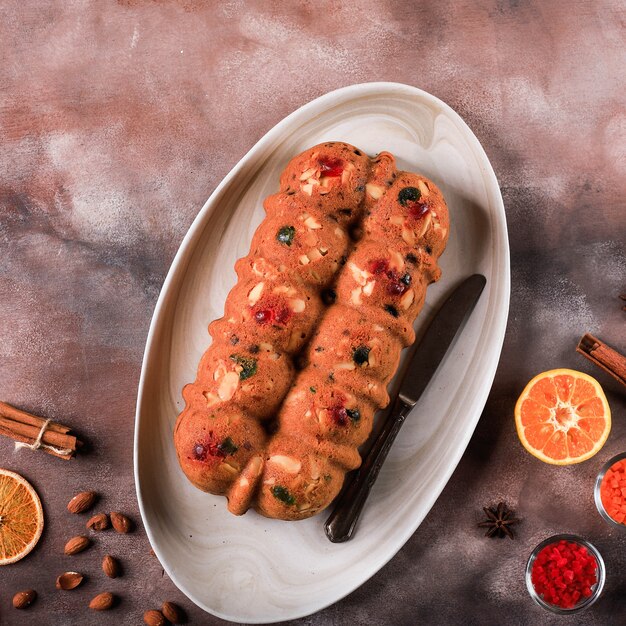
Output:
1,1,625,624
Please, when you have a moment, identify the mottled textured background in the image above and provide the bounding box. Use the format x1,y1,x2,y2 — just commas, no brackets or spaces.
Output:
1,0,625,624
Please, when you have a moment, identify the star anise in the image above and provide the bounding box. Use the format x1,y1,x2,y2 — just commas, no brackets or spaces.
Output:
477,502,519,539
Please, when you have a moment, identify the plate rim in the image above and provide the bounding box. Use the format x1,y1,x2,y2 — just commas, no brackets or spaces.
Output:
134,81,510,623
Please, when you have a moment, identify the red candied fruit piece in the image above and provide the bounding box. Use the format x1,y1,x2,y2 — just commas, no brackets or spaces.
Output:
328,402,349,426
367,258,412,296
254,309,272,323
192,433,225,462
318,157,343,177
252,297,293,326
368,258,389,275
408,201,430,220
387,278,409,295
325,393,359,427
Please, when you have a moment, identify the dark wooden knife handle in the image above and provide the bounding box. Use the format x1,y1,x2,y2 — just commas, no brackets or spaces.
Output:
324,400,412,543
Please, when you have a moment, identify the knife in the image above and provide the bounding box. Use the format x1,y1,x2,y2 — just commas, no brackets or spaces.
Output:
324,274,487,542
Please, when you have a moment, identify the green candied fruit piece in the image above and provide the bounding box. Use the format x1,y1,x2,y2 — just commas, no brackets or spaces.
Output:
398,186,421,206
352,345,370,366
309,386,317,393
276,225,296,246
229,354,258,380
218,437,238,455
271,485,295,505
346,408,361,423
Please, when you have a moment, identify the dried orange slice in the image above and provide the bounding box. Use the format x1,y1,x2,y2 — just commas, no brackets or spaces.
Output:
0,469,44,565
515,369,611,465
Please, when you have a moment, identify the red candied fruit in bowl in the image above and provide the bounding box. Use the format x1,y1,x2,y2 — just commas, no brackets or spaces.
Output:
530,539,598,609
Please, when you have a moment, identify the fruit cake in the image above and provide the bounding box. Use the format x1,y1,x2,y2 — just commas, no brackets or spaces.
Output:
174,142,449,520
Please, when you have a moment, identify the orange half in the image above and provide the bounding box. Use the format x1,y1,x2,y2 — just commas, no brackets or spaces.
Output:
515,369,611,465
0,469,44,565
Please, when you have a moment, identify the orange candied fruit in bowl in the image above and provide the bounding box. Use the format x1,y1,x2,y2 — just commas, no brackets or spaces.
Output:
600,458,626,525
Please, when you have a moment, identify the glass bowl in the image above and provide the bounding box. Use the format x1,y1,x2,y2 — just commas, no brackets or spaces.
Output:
525,534,606,614
595,451,626,529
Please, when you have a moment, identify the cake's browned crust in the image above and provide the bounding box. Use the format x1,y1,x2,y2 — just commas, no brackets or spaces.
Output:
174,142,449,520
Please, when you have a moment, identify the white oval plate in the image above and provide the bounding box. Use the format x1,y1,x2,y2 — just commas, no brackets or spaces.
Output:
135,82,509,623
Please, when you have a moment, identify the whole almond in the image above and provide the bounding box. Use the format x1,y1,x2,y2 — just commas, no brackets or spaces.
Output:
89,592,115,611
12,589,36,609
67,491,97,514
110,511,133,533
102,554,121,578
162,601,186,624
56,571,84,590
87,512,110,531
144,609,166,626
64,535,91,555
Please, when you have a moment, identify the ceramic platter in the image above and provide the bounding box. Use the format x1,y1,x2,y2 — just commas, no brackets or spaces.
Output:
135,82,510,623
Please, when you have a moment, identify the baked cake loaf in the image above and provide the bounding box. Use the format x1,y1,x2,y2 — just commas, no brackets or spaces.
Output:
174,142,449,520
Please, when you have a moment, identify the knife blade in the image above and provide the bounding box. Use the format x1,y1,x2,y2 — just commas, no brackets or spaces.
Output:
324,273,487,542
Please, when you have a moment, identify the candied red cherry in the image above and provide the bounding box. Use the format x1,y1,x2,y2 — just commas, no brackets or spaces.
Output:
329,403,349,426
368,258,389,275
387,279,408,295
318,157,343,177
192,436,224,461
328,401,360,426
193,435,238,462
400,200,427,220
251,299,293,327
274,307,291,325
254,309,272,323
193,443,206,459
386,270,412,296
409,200,429,219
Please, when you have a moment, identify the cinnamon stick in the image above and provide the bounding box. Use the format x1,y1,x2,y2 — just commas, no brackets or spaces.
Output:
577,333,626,388
0,401,80,460
0,401,70,434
